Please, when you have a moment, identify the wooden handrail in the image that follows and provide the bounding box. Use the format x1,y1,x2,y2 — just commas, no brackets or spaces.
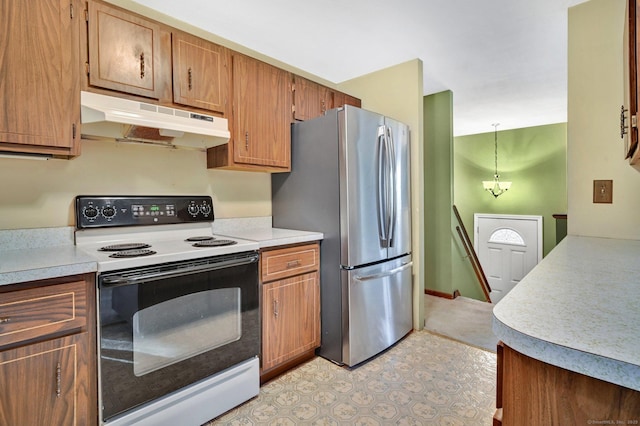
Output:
453,205,492,303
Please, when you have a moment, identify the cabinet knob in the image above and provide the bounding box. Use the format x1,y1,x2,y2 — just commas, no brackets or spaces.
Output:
0,317,9,324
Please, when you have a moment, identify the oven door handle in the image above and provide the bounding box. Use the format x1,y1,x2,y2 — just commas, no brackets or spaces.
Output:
101,254,259,286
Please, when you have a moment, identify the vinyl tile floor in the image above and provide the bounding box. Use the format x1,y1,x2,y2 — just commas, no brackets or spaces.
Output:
206,330,497,425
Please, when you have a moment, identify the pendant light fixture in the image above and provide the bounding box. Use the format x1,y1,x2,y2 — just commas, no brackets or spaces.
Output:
482,123,512,198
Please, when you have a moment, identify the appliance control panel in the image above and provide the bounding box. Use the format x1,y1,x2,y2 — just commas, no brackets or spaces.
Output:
75,195,214,229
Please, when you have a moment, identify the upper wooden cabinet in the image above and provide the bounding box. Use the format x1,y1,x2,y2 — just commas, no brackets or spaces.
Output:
293,76,333,120
293,75,362,121
208,54,292,172
172,31,230,115
0,0,81,157
87,0,171,99
334,91,362,109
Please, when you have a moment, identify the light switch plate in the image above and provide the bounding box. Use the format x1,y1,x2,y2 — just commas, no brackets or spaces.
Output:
593,180,613,203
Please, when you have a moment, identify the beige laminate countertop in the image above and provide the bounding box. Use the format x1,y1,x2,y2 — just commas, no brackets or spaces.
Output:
493,235,640,391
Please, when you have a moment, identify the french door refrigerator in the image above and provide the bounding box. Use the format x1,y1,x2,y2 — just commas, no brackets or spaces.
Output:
272,105,413,367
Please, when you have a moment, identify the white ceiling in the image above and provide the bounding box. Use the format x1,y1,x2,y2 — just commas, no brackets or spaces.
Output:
133,0,588,136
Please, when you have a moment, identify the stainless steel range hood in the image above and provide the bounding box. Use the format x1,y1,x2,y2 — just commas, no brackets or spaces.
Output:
80,91,230,149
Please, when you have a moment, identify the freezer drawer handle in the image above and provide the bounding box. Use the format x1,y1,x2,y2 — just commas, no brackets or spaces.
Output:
354,262,412,282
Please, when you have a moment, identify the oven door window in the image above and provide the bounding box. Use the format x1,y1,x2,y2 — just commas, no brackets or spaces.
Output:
133,287,241,376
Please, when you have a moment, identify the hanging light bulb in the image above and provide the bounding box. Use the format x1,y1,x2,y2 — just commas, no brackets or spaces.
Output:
482,123,512,198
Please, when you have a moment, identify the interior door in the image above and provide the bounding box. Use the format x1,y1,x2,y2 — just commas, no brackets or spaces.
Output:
474,214,542,303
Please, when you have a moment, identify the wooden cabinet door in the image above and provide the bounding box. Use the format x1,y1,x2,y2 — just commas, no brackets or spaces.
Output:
172,31,230,114
0,333,91,426
294,76,342,120
0,0,80,156
87,0,166,99
232,54,292,169
262,272,320,371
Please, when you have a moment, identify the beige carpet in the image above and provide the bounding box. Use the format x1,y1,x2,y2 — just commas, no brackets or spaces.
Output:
423,295,499,353
207,330,497,425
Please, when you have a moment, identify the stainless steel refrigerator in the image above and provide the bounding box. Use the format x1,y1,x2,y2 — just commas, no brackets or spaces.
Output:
272,105,413,367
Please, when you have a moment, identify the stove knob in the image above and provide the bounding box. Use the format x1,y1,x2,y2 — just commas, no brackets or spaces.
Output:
200,203,212,216
102,206,116,219
83,206,99,219
187,204,200,216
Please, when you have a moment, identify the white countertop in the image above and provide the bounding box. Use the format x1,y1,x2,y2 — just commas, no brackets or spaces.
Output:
0,245,97,286
216,227,323,249
0,224,322,286
493,235,640,391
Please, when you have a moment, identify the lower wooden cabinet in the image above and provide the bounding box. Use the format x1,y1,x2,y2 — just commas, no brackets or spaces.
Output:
260,243,320,378
0,333,92,425
0,274,97,426
495,342,640,425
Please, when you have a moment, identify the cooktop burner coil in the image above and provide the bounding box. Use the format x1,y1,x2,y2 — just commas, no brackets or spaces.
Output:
192,239,237,247
185,236,215,242
108,249,157,258
100,243,151,251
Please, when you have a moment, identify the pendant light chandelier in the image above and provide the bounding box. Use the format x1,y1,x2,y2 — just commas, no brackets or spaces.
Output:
482,123,512,198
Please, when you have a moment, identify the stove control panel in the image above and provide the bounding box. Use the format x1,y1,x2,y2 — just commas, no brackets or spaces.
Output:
75,196,214,229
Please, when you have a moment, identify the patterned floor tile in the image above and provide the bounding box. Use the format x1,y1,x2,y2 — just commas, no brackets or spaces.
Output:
207,331,496,425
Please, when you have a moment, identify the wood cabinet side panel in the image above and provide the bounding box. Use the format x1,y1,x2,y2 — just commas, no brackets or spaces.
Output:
501,345,640,425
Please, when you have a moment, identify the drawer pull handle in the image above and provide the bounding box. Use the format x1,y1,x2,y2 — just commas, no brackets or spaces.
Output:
0,317,9,324
286,260,301,268
56,362,61,398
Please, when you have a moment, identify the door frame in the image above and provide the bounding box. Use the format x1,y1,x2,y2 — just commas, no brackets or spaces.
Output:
473,213,543,263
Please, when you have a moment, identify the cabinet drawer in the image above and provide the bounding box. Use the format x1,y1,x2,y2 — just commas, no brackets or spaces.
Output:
261,243,319,282
0,281,87,348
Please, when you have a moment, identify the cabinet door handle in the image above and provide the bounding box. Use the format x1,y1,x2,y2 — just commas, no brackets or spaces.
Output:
286,260,301,268
0,317,10,324
140,52,145,79
188,67,193,90
245,131,249,150
273,299,279,318
56,362,62,398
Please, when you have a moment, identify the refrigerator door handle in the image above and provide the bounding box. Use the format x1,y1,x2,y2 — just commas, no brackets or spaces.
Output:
386,126,397,247
377,125,388,247
354,261,412,282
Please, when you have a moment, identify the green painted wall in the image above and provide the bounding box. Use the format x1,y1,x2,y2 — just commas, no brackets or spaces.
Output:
424,91,455,296
453,123,568,268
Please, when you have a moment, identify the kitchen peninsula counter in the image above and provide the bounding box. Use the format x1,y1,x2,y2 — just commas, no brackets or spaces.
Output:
493,235,640,392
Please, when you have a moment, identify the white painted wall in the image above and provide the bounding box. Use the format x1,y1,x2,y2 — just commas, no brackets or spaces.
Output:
568,0,640,238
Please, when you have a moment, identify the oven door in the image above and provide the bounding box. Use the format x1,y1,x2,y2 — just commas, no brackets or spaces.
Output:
97,251,260,423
